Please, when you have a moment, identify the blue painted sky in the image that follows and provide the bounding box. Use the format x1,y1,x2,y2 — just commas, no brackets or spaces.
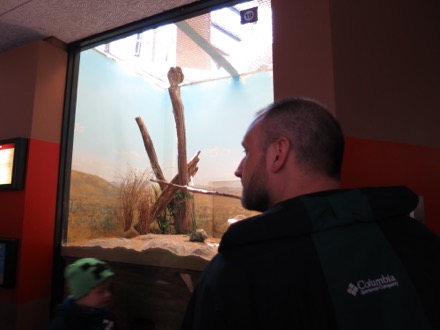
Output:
73,49,273,186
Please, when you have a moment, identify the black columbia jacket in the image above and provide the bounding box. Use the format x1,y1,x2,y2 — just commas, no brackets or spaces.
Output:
181,186,440,330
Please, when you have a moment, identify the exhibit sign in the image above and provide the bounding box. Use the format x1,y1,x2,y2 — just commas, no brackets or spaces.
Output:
0,138,28,191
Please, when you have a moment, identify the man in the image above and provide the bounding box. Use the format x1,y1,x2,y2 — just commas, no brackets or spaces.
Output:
181,98,440,330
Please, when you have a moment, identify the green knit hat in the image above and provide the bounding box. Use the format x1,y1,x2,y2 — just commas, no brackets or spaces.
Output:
65,258,115,299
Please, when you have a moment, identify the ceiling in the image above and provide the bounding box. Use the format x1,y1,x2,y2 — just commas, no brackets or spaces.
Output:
0,0,200,53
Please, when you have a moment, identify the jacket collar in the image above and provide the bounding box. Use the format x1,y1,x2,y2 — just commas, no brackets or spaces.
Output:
219,186,418,252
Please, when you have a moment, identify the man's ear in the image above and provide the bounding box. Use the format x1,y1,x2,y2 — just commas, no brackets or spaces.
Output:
269,137,290,172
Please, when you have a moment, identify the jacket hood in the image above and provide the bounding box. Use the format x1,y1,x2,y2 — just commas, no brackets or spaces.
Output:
219,186,418,252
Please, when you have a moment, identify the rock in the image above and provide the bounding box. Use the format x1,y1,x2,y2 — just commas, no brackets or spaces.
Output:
122,227,140,239
189,229,208,242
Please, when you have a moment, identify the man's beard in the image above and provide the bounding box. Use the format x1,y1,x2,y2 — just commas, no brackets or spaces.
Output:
241,159,270,212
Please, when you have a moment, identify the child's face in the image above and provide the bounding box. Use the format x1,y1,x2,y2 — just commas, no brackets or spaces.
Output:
77,280,113,309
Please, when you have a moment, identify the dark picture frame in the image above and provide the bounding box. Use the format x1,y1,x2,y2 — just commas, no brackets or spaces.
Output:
0,137,28,191
0,238,19,289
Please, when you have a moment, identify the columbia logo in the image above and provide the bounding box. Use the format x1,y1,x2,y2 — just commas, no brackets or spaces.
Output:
347,274,399,297
347,283,359,296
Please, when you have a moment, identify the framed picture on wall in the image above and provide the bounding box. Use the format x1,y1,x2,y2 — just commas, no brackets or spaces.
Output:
0,238,19,288
0,137,28,191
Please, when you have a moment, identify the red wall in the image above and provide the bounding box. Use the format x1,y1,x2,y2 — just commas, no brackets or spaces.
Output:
342,138,440,235
0,40,67,329
17,139,60,302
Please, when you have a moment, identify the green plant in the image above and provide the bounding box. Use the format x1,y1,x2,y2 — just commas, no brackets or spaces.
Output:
169,189,194,234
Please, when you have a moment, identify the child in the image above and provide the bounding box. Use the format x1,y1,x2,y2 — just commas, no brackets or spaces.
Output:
48,257,118,330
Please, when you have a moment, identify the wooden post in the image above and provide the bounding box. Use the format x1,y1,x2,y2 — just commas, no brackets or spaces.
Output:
135,116,167,191
167,67,192,233
150,151,200,229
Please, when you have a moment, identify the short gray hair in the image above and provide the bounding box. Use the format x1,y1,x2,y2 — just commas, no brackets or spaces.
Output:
255,98,344,179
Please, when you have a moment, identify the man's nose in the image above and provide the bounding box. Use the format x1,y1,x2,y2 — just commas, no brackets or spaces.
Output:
234,160,243,178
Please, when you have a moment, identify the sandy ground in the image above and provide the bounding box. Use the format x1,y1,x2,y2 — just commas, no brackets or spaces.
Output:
63,234,220,271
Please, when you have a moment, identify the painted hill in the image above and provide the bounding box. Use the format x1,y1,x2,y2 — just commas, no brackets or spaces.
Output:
68,170,121,240
70,170,119,198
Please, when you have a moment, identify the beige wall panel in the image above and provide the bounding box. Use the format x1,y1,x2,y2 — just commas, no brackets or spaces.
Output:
31,40,67,143
272,0,336,114
0,42,38,139
330,0,440,147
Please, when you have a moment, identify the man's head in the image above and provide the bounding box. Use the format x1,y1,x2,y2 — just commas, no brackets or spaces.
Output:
65,258,115,308
235,97,344,212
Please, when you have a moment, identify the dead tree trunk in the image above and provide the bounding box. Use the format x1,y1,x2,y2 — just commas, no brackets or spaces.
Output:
150,151,200,228
168,67,192,233
134,67,197,234
135,116,167,191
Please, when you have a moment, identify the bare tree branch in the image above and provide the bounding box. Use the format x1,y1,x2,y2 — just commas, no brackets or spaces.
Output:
151,179,241,200
135,116,166,190
150,151,201,223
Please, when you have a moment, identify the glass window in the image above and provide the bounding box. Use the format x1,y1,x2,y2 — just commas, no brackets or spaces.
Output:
64,0,273,242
